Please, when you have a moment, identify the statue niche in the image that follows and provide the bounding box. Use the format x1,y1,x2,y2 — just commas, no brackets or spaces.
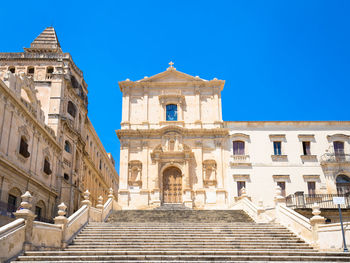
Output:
203,159,217,187
128,160,142,188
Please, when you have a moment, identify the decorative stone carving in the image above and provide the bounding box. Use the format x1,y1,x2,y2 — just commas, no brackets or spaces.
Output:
128,160,142,187
203,159,217,187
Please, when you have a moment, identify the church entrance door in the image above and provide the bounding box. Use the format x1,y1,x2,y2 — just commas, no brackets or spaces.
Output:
163,167,182,203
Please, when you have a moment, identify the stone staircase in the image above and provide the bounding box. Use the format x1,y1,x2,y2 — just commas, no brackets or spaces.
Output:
13,210,350,262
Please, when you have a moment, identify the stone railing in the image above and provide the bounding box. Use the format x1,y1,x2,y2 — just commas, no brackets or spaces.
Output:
0,188,117,262
230,187,272,223
232,186,350,251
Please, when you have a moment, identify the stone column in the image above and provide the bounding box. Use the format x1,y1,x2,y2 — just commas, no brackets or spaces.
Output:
274,185,285,206
14,191,35,251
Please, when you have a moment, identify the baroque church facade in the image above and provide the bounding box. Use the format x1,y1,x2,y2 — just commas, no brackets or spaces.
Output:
117,63,350,209
0,27,118,225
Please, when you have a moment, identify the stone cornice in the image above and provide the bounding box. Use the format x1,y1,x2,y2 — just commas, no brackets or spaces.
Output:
119,79,225,91
116,126,229,139
0,52,83,78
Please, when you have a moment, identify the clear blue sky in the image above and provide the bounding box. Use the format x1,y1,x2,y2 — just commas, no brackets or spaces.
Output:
1,1,349,172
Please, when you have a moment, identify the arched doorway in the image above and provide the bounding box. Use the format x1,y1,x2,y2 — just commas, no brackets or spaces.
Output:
163,167,182,203
336,174,350,195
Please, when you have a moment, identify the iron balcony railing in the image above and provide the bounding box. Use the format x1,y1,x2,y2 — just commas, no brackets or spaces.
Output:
286,192,350,209
320,153,350,164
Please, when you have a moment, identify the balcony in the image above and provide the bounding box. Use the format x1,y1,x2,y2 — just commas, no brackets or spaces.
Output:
320,153,350,164
230,155,251,167
286,192,350,209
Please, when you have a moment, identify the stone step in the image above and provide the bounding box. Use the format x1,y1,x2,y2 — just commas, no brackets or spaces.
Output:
14,261,347,263
16,254,350,262
77,233,298,238
65,247,314,251
73,237,303,242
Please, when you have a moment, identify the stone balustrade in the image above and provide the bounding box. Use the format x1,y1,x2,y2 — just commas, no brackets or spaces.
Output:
0,188,117,262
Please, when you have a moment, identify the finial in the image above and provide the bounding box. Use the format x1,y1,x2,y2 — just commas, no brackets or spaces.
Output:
167,61,176,71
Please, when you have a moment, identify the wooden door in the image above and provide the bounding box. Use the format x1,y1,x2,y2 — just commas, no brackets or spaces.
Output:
163,167,182,203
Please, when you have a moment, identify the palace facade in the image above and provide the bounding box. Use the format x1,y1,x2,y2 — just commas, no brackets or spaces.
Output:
0,27,118,225
116,63,350,209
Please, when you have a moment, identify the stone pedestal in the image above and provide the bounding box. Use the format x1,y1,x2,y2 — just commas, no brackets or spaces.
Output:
183,189,193,208
151,189,161,206
194,189,205,208
216,189,226,206
118,189,130,208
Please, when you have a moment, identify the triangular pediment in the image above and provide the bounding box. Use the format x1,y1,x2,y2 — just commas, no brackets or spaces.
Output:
138,68,206,83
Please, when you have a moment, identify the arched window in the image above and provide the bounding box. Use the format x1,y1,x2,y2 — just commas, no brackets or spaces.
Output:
43,157,52,175
166,104,177,121
67,101,77,118
64,140,71,153
336,174,350,195
8,67,15,73
233,141,245,155
19,136,30,158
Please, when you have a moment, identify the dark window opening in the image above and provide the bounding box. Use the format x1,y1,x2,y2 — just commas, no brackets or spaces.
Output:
302,141,311,155
35,206,42,221
277,181,286,197
44,158,52,175
27,67,34,74
233,141,245,155
7,194,17,212
19,137,30,158
273,141,282,155
64,140,71,153
336,174,350,195
46,67,54,74
307,181,316,195
64,173,69,181
166,104,177,121
67,101,77,118
237,181,246,196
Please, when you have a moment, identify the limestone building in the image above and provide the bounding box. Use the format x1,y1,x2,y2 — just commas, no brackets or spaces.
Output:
116,63,350,209
0,27,118,225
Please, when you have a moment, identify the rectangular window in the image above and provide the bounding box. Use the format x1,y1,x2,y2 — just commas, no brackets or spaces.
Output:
307,182,316,195
237,181,246,196
302,141,311,155
277,181,286,197
35,206,42,221
7,194,17,212
233,141,245,155
273,141,282,155
19,138,30,158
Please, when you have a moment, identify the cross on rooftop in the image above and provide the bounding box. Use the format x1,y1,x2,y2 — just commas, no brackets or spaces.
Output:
169,61,174,67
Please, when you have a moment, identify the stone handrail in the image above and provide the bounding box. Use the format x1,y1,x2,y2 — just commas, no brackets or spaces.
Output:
102,198,113,221
64,205,89,245
0,218,26,262
89,206,102,222
230,196,272,223
276,203,313,244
